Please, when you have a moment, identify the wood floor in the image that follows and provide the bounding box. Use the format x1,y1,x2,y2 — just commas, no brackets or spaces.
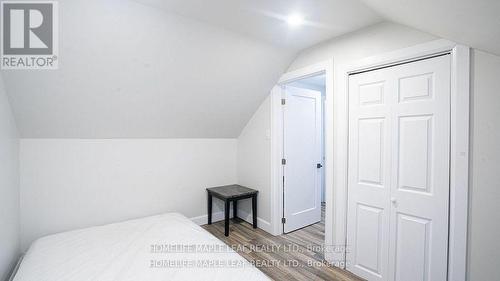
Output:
202,205,364,281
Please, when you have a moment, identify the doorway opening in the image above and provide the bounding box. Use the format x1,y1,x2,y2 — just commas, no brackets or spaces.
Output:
270,60,334,264
281,72,326,240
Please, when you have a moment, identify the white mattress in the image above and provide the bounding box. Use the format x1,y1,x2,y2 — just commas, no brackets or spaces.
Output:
13,213,270,281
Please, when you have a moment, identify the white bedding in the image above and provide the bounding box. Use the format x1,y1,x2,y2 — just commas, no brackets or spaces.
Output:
13,213,270,281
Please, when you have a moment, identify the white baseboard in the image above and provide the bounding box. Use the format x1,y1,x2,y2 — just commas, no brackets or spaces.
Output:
190,209,273,235
236,209,273,234
190,211,228,225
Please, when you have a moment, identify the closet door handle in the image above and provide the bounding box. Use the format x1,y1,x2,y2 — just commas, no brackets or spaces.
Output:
317,163,323,169
390,197,398,207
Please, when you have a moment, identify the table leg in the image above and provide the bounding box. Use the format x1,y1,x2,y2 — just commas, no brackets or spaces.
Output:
207,192,212,225
252,195,257,228
233,200,237,220
224,200,230,236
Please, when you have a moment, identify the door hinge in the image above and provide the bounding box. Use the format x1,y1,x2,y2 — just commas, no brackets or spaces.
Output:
282,217,286,224
281,98,286,105
281,158,286,165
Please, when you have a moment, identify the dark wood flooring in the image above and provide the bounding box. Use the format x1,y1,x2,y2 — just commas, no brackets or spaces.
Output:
202,205,363,281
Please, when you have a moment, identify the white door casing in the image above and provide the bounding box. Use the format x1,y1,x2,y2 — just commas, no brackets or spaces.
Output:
346,55,451,281
283,86,322,233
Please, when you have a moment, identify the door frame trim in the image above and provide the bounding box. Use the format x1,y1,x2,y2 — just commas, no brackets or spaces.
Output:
334,39,470,281
270,59,334,237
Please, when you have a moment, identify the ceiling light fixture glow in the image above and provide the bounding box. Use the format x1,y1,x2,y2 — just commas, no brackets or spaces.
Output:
286,14,304,27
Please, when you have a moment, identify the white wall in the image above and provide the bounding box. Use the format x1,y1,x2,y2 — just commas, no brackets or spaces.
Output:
19,139,237,250
0,75,19,281
237,96,272,232
467,49,500,281
288,22,437,71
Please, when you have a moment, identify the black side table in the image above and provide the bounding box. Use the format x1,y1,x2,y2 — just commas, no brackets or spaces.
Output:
206,184,258,236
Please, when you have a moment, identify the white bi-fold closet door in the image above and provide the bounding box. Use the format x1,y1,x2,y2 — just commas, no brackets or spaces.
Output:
346,54,451,281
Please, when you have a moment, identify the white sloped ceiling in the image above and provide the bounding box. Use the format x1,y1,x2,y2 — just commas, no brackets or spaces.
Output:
1,0,295,138
132,0,383,49
361,0,500,55
4,0,498,138
0,0,381,138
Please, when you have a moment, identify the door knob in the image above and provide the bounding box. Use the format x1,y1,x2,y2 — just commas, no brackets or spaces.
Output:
317,163,323,168
390,197,397,206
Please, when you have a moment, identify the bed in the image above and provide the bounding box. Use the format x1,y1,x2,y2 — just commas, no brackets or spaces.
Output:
12,213,270,281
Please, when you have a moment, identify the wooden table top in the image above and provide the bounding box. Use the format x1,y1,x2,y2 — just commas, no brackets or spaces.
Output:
206,184,258,199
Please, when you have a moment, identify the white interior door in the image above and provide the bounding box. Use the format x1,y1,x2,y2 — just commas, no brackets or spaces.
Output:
346,55,451,281
283,86,322,233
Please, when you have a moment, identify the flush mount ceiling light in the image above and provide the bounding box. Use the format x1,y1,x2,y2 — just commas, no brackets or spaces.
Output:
286,14,304,27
